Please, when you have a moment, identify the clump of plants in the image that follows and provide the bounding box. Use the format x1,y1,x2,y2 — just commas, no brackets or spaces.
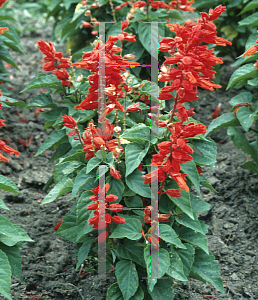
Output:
17,4,233,299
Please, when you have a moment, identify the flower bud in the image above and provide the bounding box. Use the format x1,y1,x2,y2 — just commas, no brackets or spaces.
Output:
77,73,83,82
114,126,121,133
84,10,91,16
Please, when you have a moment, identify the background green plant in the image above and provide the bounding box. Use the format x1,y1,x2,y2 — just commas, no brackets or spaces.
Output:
206,0,258,175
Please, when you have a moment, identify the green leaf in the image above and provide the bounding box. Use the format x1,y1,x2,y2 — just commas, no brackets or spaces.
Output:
166,190,194,219
248,77,258,87
199,174,217,192
229,91,253,106
0,249,11,300
180,160,200,193
175,243,195,278
49,141,71,163
126,169,151,198
177,226,209,254
0,44,19,70
41,177,73,204
0,215,33,246
138,23,151,54
76,191,94,242
190,138,217,167
35,129,67,156
238,12,258,27
175,213,204,235
159,224,186,249
0,198,9,211
124,195,142,208
0,175,21,194
147,275,175,300
76,237,93,270
107,177,125,202
241,160,258,174
205,113,239,136
167,10,183,20
115,260,139,300
26,94,58,108
0,243,22,280
166,247,187,282
240,0,258,14
116,239,146,268
190,195,211,213
57,201,77,242
190,249,224,293
236,106,255,132
227,126,258,162
144,246,170,292
109,219,142,240
120,124,151,144
106,282,123,300
71,167,94,199
21,73,61,92
86,157,102,174
125,141,150,176
0,95,27,108
227,64,258,89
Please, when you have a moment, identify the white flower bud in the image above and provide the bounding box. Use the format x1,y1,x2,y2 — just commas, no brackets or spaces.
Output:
114,126,121,133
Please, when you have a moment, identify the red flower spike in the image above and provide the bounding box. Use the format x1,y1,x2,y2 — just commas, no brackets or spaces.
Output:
62,115,77,129
108,204,123,212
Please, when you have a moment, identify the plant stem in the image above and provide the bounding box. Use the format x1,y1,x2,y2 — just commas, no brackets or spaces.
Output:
109,0,117,23
123,90,127,131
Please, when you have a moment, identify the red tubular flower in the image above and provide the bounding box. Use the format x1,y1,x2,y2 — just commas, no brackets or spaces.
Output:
133,1,146,8
170,0,195,12
150,1,173,10
53,69,71,86
54,219,63,230
62,115,77,129
0,140,20,156
110,165,121,180
0,0,8,7
165,189,182,197
0,26,8,34
0,118,5,127
127,103,142,114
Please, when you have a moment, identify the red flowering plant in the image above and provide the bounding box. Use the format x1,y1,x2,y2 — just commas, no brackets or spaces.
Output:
0,95,33,300
20,6,232,299
207,1,258,176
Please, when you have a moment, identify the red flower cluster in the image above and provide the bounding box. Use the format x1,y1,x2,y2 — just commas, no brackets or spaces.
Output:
71,21,139,112
243,30,258,69
87,183,125,243
143,105,206,194
82,119,123,160
121,0,194,12
62,115,77,129
158,5,231,104
0,100,20,161
37,39,71,86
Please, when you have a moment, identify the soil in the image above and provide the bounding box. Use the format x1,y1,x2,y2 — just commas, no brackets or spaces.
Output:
0,16,258,300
